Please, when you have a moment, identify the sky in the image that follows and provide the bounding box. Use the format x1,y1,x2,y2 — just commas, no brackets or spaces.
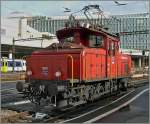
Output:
1,0,149,17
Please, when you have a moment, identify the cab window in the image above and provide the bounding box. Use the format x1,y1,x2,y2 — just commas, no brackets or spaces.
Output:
2,62,4,66
15,61,22,67
5,62,8,66
89,35,103,48
62,37,73,43
8,61,13,67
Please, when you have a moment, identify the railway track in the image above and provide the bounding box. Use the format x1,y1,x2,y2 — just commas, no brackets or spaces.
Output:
34,79,149,123
1,88,16,91
39,92,128,123
1,88,19,97
1,79,148,123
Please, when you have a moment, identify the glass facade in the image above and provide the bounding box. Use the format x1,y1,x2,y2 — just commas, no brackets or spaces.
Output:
27,14,150,50
119,18,149,50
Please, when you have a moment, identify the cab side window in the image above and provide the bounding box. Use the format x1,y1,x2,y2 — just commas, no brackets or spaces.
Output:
89,35,103,48
8,61,13,67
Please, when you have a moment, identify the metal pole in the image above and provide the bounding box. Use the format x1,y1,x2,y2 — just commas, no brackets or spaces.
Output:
149,50,150,85
148,0,150,84
119,18,121,49
41,39,43,48
12,38,15,72
142,51,145,74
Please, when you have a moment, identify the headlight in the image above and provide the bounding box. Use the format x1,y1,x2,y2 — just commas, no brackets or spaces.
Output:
27,70,32,76
55,71,61,77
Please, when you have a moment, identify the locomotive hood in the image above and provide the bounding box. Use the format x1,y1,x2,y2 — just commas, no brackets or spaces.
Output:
26,48,86,81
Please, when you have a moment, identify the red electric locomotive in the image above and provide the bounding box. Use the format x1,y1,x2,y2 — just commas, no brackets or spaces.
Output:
16,7,131,108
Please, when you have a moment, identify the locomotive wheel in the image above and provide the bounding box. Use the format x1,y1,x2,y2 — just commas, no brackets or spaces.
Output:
16,81,24,92
88,86,95,102
97,83,104,95
120,78,128,91
57,100,68,108
83,86,90,101
27,85,42,105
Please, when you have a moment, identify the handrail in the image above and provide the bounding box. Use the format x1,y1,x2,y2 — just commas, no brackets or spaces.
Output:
110,51,112,92
67,54,74,87
115,55,118,82
84,55,86,81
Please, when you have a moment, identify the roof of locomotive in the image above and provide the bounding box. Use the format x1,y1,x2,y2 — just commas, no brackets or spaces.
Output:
56,26,120,41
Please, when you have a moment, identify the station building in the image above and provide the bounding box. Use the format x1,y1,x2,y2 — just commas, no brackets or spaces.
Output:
1,12,58,58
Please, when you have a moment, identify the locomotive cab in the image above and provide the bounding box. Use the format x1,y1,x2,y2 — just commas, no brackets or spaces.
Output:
56,27,107,49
